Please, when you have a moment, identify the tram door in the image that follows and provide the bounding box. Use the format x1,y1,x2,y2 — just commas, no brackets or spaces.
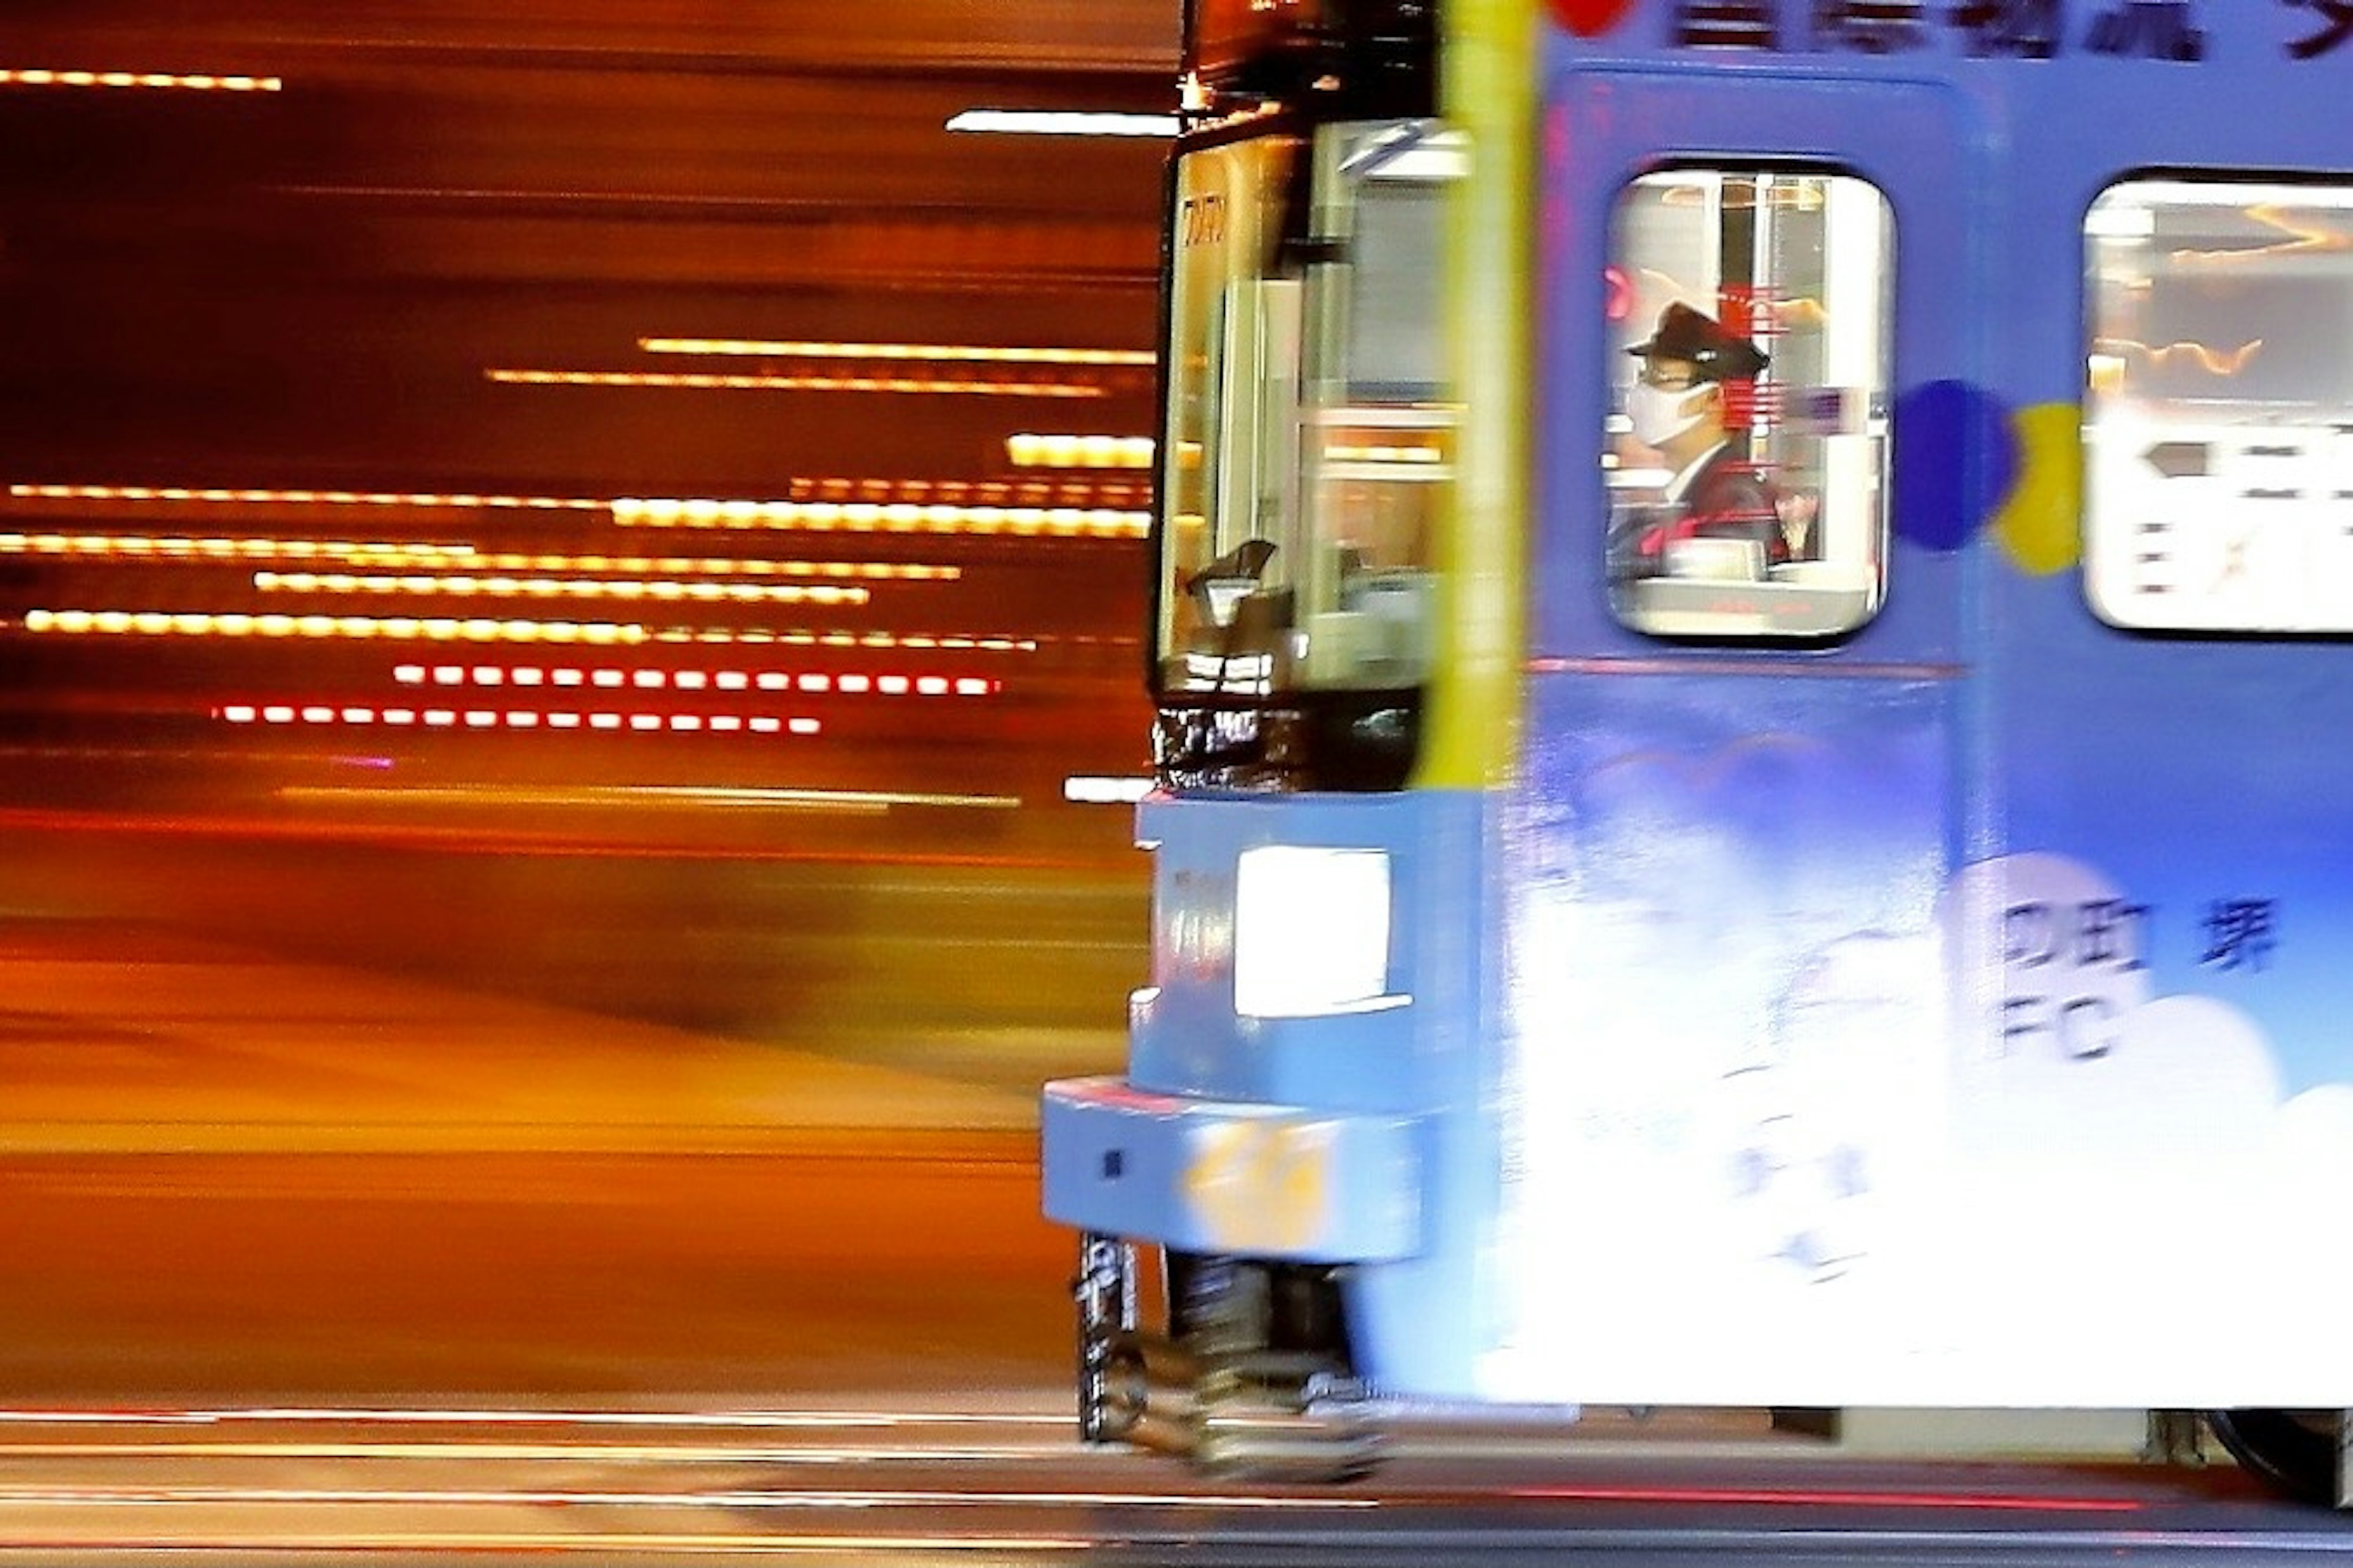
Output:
1491,75,1987,1409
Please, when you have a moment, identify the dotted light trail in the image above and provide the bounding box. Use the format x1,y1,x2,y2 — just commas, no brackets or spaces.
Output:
392,664,1000,698
217,705,823,737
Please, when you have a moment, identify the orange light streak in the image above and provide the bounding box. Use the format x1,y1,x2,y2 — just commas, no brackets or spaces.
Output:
1006,433,1155,469
0,68,281,91
0,531,960,581
13,607,1060,654
251,571,872,607
21,609,646,644
642,338,1153,368
8,483,1148,538
613,497,1146,539
8,483,599,513
0,531,472,566
489,368,1107,398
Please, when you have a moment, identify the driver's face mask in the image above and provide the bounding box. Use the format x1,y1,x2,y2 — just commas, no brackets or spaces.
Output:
1626,378,1713,449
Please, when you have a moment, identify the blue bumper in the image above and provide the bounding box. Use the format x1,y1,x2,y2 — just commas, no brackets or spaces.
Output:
1040,1075,1424,1263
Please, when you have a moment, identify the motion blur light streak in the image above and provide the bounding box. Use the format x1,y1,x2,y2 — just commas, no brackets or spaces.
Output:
0,68,282,91
250,571,874,607
1006,433,1156,468
0,1408,1072,1430
0,535,960,581
21,609,648,643
0,1484,1367,1513
9,480,1148,523
488,368,1110,398
1063,775,1154,803
393,665,1003,697
640,339,1155,368
0,533,477,566
1506,1482,2144,1513
613,498,1148,539
662,629,1049,651
945,109,1178,137
284,785,1021,811
9,483,603,513
218,706,824,735
10,482,1150,536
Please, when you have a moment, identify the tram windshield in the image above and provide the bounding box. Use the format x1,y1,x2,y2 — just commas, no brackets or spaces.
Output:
1155,119,1459,700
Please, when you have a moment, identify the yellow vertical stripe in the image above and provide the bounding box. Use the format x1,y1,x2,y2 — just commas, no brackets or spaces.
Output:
1414,0,1537,789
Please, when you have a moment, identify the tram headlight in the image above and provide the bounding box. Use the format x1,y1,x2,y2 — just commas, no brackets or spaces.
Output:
1232,846,1398,1018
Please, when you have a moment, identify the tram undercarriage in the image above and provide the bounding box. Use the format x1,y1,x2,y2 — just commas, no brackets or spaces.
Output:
1072,1235,2351,1506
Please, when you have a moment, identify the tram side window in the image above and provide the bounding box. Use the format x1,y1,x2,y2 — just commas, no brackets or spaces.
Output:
1604,169,1893,640
2084,178,2353,634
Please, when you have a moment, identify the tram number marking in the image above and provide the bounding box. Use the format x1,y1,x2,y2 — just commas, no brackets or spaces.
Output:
1179,192,1227,250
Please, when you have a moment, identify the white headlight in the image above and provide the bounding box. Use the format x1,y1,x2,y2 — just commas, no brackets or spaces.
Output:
1232,846,1405,1019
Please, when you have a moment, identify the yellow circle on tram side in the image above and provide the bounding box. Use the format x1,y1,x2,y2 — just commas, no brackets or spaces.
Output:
1993,403,2083,576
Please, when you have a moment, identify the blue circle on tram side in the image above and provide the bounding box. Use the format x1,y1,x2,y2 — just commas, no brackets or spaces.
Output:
1892,380,2019,553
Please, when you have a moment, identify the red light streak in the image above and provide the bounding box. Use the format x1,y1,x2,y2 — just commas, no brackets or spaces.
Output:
1507,1482,2143,1513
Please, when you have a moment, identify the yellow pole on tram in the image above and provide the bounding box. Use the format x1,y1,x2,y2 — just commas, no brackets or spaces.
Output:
1413,0,1537,791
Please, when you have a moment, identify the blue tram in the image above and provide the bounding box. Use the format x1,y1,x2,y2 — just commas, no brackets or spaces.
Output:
1042,0,2353,1502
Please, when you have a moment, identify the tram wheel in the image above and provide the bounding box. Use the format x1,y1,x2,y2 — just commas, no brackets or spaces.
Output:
2207,1409,2343,1506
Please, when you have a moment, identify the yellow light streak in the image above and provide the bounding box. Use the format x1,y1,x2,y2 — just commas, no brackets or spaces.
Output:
7,482,601,512
613,496,1147,539
644,338,1154,368
489,368,1107,398
0,531,961,581
14,607,1054,653
21,609,646,643
251,570,872,607
9,482,1148,537
0,68,282,91
1006,433,1156,469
